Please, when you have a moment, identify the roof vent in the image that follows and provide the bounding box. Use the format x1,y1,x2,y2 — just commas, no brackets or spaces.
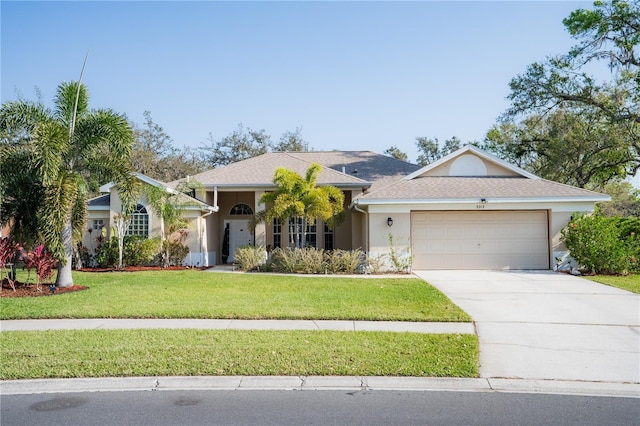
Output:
352,169,358,174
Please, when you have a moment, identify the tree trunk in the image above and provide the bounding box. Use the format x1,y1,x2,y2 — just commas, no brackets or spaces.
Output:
56,217,74,288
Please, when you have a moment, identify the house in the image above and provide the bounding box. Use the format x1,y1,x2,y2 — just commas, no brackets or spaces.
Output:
85,173,217,267
89,146,610,270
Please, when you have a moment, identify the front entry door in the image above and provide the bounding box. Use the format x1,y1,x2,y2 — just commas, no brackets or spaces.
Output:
225,220,253,263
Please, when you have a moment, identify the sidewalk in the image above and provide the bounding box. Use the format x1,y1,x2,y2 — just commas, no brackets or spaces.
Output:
0,318,473,334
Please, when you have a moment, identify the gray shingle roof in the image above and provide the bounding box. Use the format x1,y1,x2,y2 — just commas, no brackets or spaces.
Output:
88,194,110,207
357,176,610,202
181,151,417,188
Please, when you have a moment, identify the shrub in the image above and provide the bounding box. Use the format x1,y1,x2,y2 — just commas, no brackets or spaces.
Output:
562,213,637,275
324,248,364,274
163,241,190,267
267,247,325,274
234,245,267,271
125,236,159,266
94,238,118,268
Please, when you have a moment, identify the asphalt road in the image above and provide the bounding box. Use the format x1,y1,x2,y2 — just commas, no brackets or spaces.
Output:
2,390,638,426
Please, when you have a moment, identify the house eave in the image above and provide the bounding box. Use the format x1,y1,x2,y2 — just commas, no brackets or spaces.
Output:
354,195,611,206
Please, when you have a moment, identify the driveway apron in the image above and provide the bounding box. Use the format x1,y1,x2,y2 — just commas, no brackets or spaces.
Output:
414,270,640,383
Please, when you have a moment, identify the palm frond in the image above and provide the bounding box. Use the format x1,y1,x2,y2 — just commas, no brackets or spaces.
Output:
32,121,68,185
38,172,79,261
54,81,88,125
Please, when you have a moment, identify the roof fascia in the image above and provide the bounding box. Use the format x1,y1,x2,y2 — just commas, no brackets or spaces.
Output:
403,145,540,181
200,182,371,190
354,195,611,205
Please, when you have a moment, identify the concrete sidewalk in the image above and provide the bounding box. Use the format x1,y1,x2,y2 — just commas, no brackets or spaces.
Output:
0,318,473,334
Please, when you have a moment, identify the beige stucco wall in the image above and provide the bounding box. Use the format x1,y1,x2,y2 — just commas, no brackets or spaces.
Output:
368,212,412,271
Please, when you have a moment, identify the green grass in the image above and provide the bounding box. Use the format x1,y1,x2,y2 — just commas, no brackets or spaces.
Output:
585,274,640,294
0,329,478,380
0,270,470,322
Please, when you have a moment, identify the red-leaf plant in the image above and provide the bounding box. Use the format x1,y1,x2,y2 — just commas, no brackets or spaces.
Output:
32,244,58,292
0,236,22,291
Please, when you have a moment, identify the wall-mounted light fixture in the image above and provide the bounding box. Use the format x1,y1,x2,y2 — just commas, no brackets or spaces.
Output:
480,198,487,204
387,217,393,227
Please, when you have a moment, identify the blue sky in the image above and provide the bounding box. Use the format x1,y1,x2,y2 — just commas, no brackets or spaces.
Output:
1,1,613,167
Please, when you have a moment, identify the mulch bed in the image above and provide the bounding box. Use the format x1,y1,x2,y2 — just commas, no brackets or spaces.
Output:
1,280,88,298
78,265,206,273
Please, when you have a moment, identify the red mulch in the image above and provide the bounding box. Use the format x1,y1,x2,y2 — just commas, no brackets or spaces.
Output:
1,280,88,298
78,265,205,273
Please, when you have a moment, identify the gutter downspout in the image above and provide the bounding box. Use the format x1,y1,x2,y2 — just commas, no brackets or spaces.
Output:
349,199,369,254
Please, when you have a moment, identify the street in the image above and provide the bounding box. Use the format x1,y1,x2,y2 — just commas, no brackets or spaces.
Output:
2,389,638,426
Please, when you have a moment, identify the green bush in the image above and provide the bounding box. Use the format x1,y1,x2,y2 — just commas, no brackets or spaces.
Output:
267,247,326,274
324,248,364,274
94,239,118,268
125,236,160,266
562,213,638,275
163,241,190,267
233,245,267,271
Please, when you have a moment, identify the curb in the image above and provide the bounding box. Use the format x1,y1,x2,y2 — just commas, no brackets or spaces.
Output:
2,376,638,398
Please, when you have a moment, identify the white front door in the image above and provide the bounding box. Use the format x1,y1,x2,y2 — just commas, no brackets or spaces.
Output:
226,220,253,262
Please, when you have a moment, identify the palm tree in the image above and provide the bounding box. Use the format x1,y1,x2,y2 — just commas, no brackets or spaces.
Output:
258,163,344,248
0,82,134,287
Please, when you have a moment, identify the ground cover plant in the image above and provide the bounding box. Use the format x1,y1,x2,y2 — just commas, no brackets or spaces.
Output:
0,329,478,380
585,275,640,294
0,270,470,322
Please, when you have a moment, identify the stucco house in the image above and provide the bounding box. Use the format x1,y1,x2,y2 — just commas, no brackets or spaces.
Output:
87,146,609,270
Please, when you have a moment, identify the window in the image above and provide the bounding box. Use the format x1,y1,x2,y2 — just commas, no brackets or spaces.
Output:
92,219,104,231
272,218,282,248
230,203,253,215
305,219,317,248
126,204,149,236
286,217,317,248
324,222,334,250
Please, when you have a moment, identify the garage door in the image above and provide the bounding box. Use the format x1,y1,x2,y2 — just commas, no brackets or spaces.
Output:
411,211,549,270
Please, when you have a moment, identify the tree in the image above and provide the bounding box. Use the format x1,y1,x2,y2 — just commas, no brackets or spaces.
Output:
131,111,206,182
258,163,344,248
0,81,135,287
597,181,640,217
499,0,639,184
144,184,190,268
383,146,408,162
483,108,633,188
415,136,461,166
200,123,270,168
271,127,309,152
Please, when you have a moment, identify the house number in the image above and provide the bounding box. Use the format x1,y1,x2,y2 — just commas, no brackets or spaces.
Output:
476,204,485,209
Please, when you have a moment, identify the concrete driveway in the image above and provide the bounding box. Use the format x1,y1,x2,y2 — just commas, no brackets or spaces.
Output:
413,270,640,384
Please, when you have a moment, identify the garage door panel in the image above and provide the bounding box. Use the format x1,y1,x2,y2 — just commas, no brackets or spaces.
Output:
411,211,549,270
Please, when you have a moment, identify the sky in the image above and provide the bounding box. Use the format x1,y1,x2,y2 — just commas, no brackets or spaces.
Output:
3,0,636,187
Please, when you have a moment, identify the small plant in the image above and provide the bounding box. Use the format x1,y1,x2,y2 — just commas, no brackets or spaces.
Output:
387,233,412,273
233,245,267,271
32,244,57,292
364,252,388,275
0,236,21,291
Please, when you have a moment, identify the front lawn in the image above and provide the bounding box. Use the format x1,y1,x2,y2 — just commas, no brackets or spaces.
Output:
0,329,478,380
0,270,470,322
585,274,640,294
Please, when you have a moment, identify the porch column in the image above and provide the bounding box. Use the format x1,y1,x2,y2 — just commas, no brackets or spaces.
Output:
254,191,266,247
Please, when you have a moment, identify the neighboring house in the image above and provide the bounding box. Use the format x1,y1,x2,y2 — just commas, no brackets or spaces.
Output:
93,146,610,270
86,173,217,267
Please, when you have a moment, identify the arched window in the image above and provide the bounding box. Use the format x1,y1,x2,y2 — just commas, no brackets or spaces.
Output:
229,203,253,215
126,204,149,236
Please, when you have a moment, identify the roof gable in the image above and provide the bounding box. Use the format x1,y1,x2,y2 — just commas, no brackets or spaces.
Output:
404,145,539,180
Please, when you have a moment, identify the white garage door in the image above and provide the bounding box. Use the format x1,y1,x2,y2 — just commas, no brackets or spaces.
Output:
411,211,549,270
